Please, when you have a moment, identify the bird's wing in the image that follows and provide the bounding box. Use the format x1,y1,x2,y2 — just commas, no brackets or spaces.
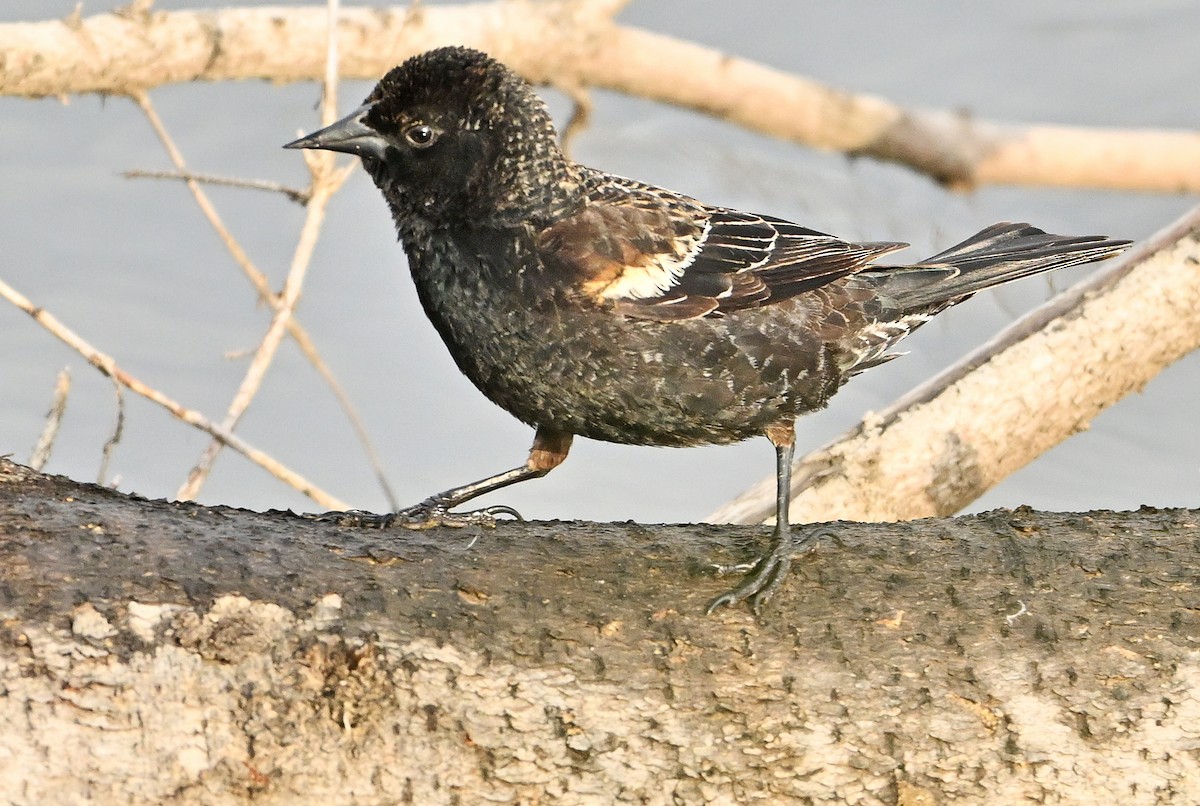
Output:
538,174,908,321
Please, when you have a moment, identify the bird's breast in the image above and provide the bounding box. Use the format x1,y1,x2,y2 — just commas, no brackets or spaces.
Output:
405,235,848,446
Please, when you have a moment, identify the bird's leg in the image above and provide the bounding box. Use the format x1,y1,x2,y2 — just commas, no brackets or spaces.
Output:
344,427,572,529
707,422,800,614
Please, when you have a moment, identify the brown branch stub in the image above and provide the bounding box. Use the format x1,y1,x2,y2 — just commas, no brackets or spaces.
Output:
1,4,1196,192
556,78,593,159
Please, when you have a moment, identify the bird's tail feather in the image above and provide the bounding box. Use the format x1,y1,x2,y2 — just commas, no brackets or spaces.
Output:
863,222,1130,312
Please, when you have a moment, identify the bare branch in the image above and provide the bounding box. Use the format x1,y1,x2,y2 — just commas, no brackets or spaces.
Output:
121,169,311,205
29,368,71,471
1,3,1195,192
0,276,350,511
97,376,124,487
126,119,389,504
710,204,1200,525
319,0,341,128
172,0,364,503
125,88,390,507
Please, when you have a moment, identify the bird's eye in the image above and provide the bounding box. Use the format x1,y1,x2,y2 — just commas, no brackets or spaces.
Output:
404,124,439,149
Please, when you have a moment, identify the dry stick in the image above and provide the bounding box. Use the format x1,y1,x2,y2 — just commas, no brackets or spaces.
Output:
172,170,349,500
122,96,393,506
710,204,1200,526
319,0,341,123
0,276,349,510
97,376,125,487
122,170,311,205
172,0,360,503
127,92,389,507
574,25,1200,193
0,2,1195,193
28,368,71,471
167,147,351,501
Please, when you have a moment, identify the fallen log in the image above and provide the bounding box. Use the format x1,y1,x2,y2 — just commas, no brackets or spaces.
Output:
2,457,1198,804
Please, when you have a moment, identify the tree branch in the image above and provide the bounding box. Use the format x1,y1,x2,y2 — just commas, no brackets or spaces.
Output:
2,2,1196,192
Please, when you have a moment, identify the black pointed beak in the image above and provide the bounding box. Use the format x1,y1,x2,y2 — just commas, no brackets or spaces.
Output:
284,103,388,161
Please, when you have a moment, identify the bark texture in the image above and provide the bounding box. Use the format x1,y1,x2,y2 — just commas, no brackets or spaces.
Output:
2,457,1199,804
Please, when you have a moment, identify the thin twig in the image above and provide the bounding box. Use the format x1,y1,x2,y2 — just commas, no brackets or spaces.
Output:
320,0,340,127
308,0,399,508
174,164,350,500
122,169,311,205
128,87,391,507
29,368,71,471
0,276,349,510
171,0,364,503
98,376,125,487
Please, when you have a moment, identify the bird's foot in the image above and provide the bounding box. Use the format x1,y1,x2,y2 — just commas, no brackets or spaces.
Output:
705,547,792,616
706,527,833,615
391,499,523,529
315,500,523,529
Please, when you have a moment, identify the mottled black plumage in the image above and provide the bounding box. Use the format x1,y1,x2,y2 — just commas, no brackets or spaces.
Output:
286,47,1130,613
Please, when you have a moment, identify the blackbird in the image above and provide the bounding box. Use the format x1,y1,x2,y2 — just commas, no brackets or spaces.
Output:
286,46,1130,613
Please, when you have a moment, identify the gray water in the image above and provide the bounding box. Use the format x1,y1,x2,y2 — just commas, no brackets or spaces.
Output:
2,1,1197,524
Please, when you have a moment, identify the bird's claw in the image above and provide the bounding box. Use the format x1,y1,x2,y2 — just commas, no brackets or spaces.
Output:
333,500,523,530
705,549,792,616
401,502,524,529
709,560,758,576
706,526,834,615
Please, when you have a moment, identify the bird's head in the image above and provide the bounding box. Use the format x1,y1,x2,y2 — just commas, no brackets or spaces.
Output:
286,47,583,229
